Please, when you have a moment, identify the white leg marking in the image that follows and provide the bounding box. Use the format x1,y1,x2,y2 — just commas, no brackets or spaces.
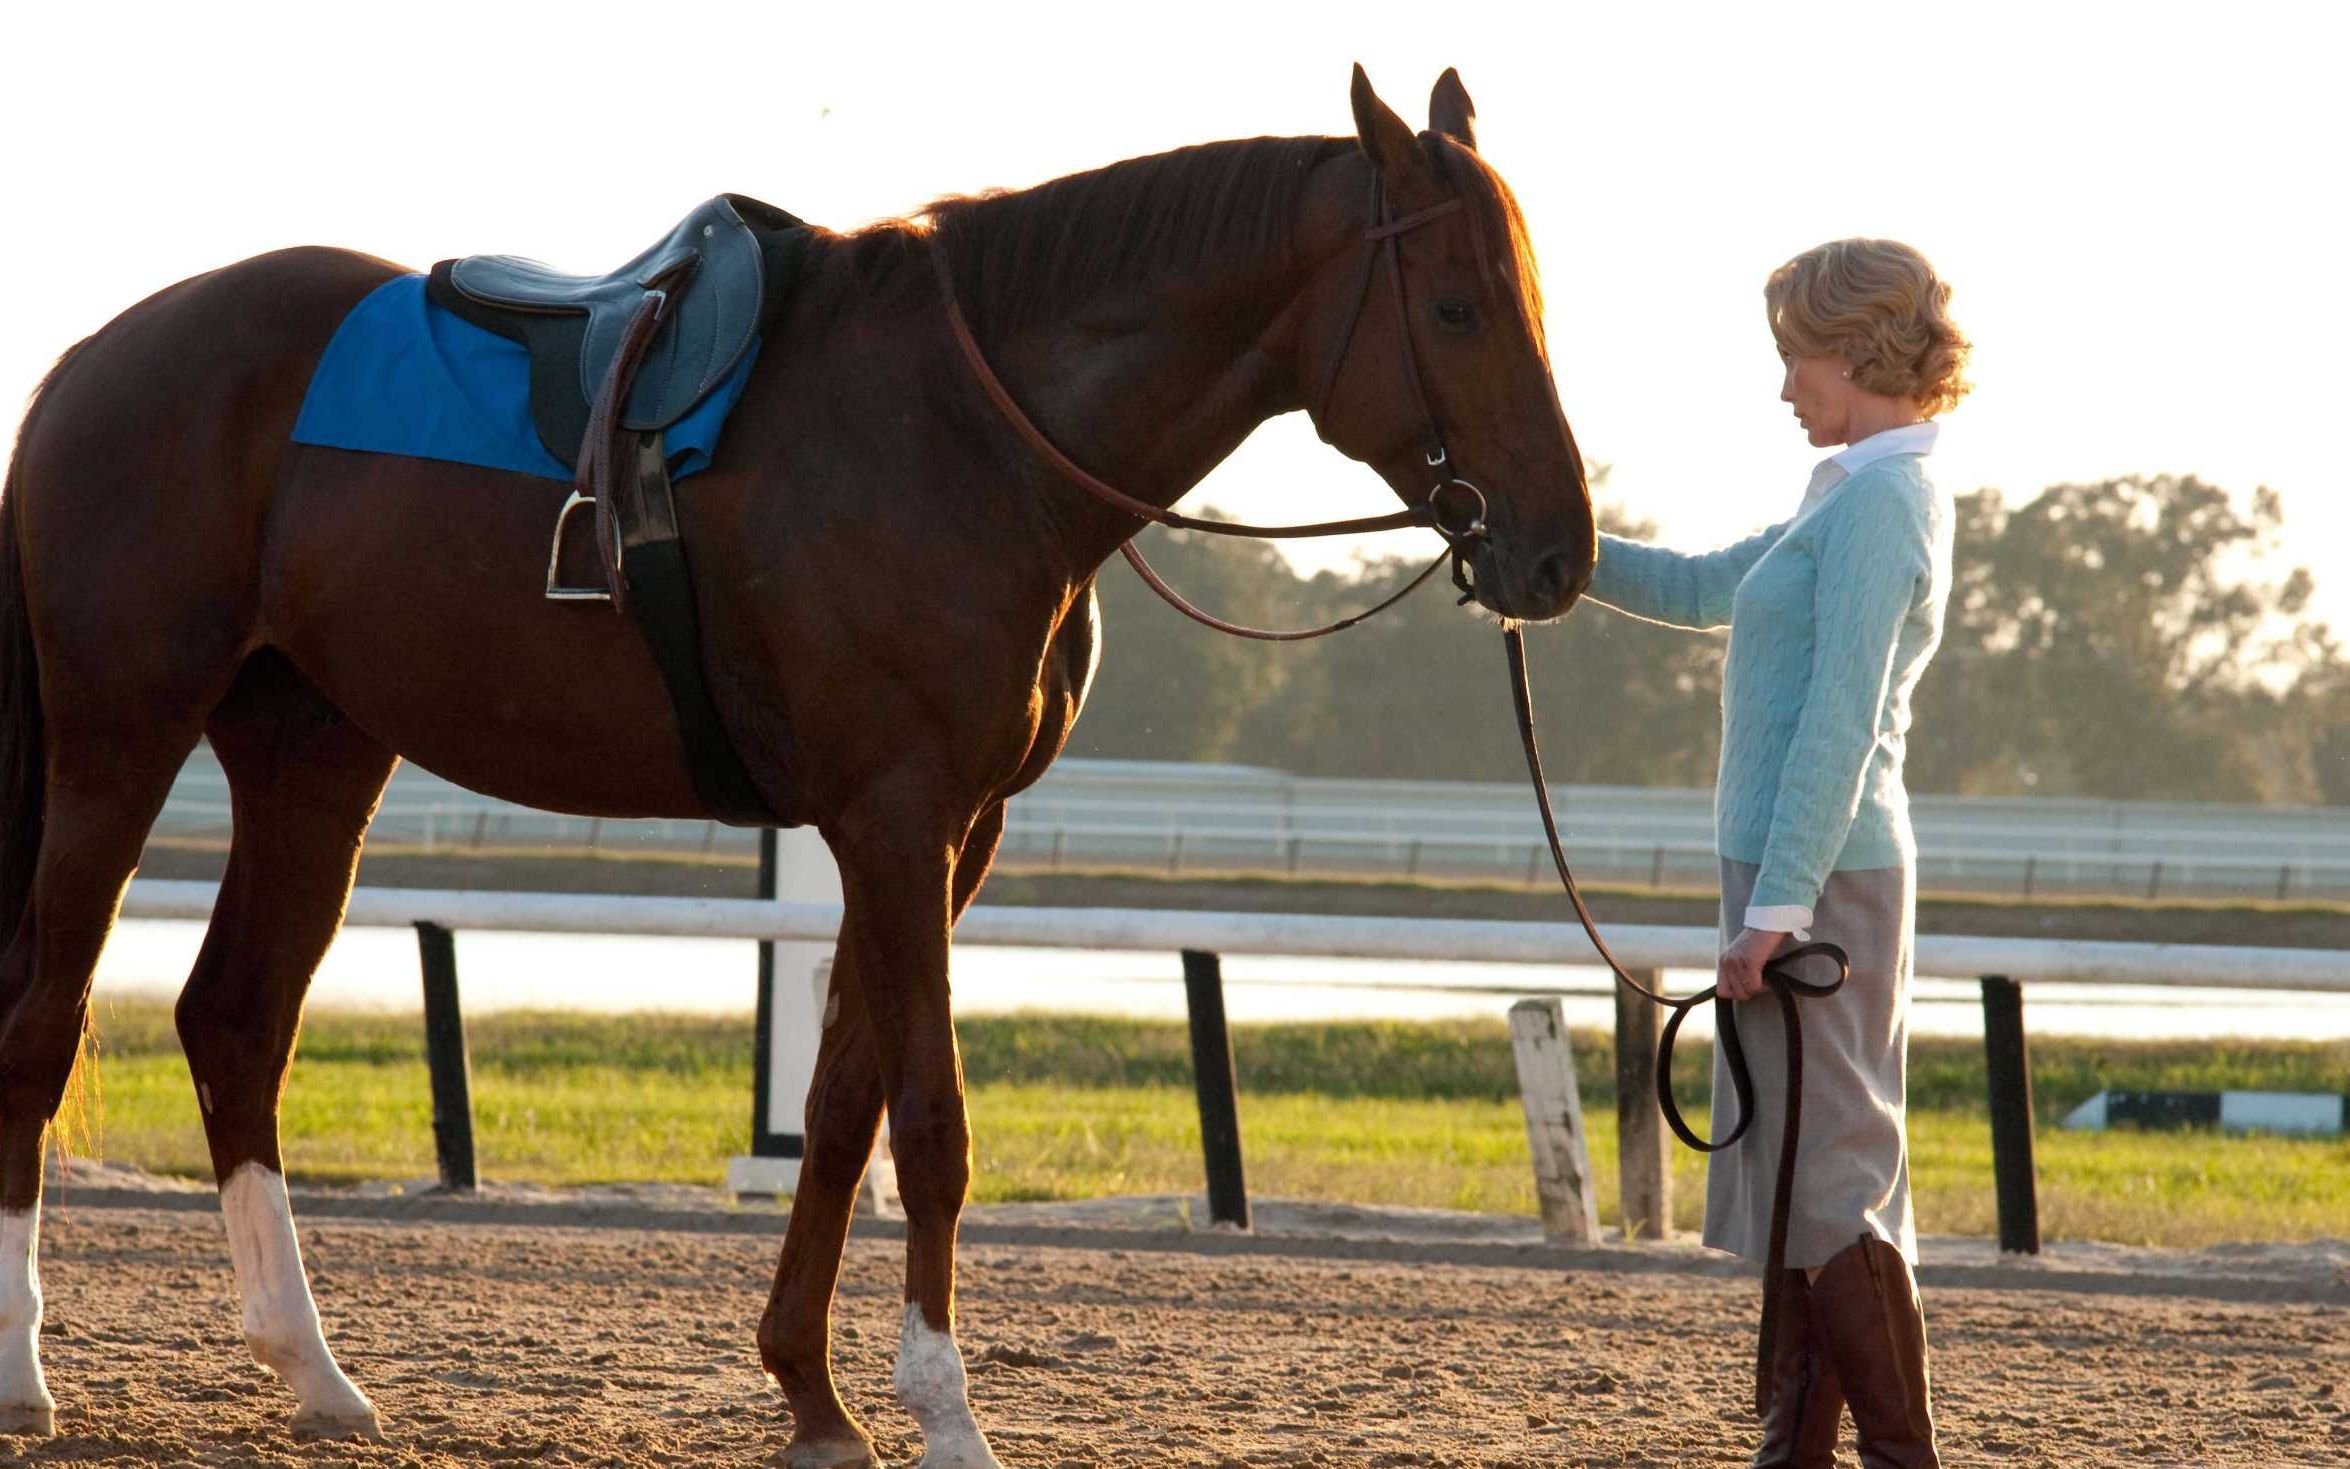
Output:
220,1165,380,1438
0,1207,55,1435
893,1301,1001,1469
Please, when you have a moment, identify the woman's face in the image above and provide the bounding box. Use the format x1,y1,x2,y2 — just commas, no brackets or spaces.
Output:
1779,351,1857,447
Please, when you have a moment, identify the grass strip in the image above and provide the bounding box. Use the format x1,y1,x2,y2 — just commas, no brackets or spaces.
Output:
71,1001,2349,1249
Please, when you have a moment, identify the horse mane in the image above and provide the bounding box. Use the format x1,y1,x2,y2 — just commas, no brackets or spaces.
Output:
822,135,1351,339
813,130,1542,358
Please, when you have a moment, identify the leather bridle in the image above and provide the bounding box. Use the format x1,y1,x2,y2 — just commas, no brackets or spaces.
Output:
935,153,1844,1417
1307,172,1498,607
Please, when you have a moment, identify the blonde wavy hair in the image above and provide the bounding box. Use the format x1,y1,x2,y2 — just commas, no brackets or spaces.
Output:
1766,239,1971,416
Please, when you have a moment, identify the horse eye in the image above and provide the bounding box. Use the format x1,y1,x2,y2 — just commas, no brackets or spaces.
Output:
1433,298,1476,334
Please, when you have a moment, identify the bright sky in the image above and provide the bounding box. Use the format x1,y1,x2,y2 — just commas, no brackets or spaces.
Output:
6,3,2345,623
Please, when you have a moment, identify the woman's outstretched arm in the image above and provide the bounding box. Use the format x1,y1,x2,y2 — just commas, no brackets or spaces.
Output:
1587,522,1789,630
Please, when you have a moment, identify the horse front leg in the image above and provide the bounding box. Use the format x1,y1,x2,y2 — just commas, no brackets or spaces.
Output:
762,804,1005,1468
762,945,885,1468
830,795,1000,1469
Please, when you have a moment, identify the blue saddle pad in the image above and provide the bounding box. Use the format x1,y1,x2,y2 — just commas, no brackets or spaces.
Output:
291,274,759,481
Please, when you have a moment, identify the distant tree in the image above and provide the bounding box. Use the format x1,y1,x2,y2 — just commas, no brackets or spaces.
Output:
1067,472,2349,805
1070,495,1729,786
2281,628,2350,805
1230,503,1729,786
2313,718,2350,806
1910,475,2334,801
1061,521,1300,764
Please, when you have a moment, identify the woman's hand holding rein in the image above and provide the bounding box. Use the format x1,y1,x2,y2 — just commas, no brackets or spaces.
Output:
1717,925,1788,1000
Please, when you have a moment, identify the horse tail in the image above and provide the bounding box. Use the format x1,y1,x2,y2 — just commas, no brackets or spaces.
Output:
0,356,62,960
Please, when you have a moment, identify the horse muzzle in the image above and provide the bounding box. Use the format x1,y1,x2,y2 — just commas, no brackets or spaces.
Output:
1436,483,1588,621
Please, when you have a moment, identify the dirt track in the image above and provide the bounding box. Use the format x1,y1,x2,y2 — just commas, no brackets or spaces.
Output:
15,1205,2348,1467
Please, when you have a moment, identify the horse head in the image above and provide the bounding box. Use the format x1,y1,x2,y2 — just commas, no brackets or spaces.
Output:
1300,66,1594,622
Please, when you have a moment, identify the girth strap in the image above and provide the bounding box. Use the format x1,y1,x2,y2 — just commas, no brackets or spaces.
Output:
615,430,783,828
557,277,781,827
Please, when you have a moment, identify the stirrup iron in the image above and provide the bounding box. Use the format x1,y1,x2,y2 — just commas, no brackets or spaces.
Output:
544,489,613,602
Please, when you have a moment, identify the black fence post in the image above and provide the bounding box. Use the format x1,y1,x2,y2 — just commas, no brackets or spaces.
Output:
1180,949,1249,1229
414,921,478,1192
748,829,779,1158
1979,975,2040,1254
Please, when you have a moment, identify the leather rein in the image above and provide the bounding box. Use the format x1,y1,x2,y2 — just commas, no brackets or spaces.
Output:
934,160,1845,1415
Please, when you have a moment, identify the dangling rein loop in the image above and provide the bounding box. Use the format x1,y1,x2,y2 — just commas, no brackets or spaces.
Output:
1117,542,1453,643
1499,625,1848,1145
1502,621,1846,1414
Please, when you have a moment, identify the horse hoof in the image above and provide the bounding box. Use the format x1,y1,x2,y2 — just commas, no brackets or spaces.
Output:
780,1436,879,1469
914,1443,1003,1469
292,1407,383,1442
0,1402,55,1437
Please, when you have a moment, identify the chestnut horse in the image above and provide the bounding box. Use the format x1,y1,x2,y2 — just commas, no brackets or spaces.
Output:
0,68,1589,1463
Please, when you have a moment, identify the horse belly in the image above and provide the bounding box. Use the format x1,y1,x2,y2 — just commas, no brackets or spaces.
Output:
261,448,711,818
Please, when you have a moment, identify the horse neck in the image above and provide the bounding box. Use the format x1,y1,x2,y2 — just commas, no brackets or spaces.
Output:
972,242,1333,577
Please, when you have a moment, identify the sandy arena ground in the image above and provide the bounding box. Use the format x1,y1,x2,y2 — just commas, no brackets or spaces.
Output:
12,1201,2348,1468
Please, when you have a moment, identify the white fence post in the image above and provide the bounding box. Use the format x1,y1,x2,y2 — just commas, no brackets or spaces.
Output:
1613,970,1672,1241
1509,997,1602,1247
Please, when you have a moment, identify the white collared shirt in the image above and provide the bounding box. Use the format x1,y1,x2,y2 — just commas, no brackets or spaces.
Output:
1797,420,1940,516
1744,420,1939,942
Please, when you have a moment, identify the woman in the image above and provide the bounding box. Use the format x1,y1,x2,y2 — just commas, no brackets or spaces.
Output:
1588,238,1967,1469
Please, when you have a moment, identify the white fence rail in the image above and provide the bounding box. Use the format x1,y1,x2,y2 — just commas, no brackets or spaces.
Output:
117,880,2350,991
148,754,2350,902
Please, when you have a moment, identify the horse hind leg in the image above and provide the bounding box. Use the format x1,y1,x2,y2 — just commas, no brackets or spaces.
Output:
173,651,395,1440
0,720,206,1435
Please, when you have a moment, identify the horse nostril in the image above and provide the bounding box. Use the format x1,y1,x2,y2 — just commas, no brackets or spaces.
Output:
1531,549,1587,611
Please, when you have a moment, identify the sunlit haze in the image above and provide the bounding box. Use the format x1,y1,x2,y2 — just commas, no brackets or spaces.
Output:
6,3,2343,622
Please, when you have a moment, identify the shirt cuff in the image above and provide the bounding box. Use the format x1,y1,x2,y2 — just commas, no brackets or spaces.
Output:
1743,904,1814,942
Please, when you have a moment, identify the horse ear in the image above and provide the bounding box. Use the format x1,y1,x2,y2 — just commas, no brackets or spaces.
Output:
1350,64,1420,184
1430,67,1477,151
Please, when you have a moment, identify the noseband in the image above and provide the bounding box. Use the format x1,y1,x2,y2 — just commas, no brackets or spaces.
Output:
930,165,1491,637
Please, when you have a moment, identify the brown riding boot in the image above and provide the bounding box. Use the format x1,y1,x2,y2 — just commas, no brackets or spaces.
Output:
1751,1268,1844,1468
1809,1236,1939,1469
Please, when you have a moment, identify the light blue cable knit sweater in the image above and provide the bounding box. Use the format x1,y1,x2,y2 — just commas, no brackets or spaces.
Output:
1589,455,1953,914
